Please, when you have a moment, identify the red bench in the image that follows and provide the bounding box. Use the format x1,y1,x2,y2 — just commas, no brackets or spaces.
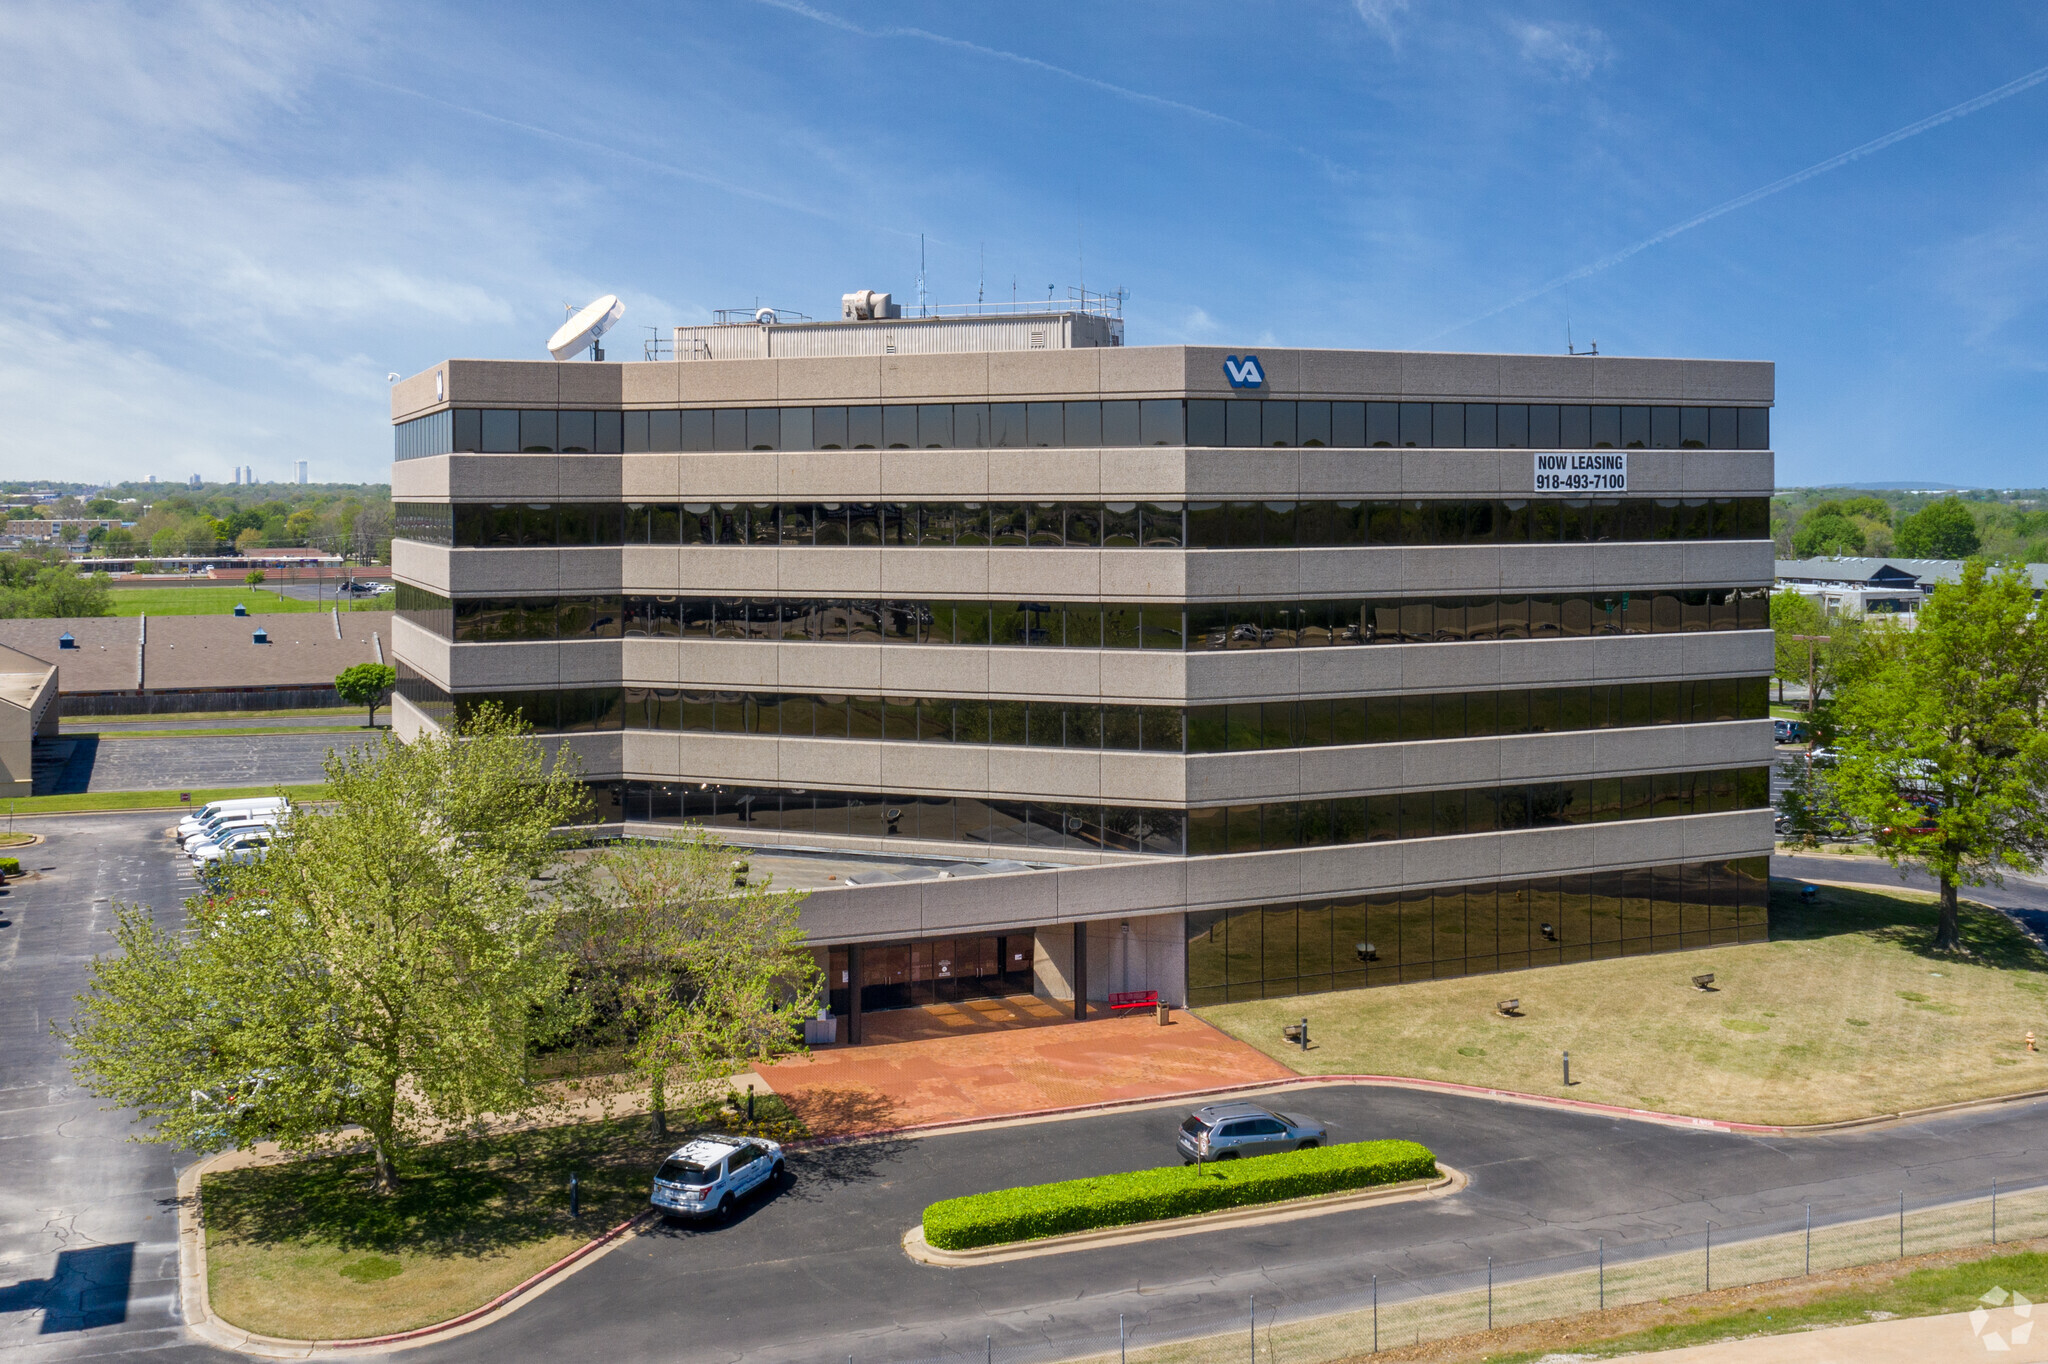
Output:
1108,990,1159,1012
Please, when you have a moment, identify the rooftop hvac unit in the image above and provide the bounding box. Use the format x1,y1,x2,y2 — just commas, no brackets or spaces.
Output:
841,290,899,321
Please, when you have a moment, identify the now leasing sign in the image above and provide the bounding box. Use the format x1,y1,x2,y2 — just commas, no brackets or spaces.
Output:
1534,451,1628,492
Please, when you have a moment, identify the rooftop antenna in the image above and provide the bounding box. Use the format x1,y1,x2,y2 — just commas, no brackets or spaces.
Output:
547,294,624,361
1565,301,1597,356
978,243,985,310
917,234,928,317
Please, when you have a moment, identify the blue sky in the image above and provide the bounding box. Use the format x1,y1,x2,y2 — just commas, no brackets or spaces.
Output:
5,2,2047,488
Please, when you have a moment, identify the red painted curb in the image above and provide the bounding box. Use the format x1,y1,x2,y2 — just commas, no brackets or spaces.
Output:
306,1208,655,1349
782,1073,1793,1150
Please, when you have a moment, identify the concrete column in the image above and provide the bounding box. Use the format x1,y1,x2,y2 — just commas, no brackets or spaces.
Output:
1073,921,1088,1021
847,943,863,1045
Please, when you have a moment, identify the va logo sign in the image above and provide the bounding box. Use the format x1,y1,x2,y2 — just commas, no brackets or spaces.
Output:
1223,355,1265,389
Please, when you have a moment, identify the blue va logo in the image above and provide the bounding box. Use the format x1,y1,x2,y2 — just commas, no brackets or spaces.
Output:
1223,354,1265,389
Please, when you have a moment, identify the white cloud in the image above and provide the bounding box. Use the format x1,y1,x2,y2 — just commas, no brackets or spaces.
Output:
1351,0,1413,46
1512,21,1613,80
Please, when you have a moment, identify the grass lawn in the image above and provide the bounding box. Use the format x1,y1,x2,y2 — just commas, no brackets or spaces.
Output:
1329,1242,2048,1363
1202,879,2048,1126
201,1094,805,1341
107,586,385,616
3,784,329,816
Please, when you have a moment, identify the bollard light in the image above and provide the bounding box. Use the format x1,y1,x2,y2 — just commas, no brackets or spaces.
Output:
569,1172,580,1219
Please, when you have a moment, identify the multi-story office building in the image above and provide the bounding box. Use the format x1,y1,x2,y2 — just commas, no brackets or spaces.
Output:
389,298,1774,1039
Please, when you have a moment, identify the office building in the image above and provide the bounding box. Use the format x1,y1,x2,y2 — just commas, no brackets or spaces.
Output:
388,295,1774,1033
295,460,309,486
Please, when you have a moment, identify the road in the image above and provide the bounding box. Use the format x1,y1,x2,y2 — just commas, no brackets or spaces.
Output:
9,829,2048,1364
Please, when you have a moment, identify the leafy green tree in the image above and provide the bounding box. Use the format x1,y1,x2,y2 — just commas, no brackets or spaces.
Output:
1791,510,1867,558
244,568,266,585
560,833,818,1136
334,662,396,728
59,706,591,1190
1895,497,1983,559
1827,562,2048,950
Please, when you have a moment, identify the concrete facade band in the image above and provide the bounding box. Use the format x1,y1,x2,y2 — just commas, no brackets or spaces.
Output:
388,338,1776,1024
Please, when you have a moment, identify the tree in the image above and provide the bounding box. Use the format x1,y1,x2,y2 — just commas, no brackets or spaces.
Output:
1895,497,1982,559
1791,511,1867,558
1827,562,2048,950
59,706,592,1190
334,662,396,728
245,568,266,585
1768,589,1866,712
559,833,818,1136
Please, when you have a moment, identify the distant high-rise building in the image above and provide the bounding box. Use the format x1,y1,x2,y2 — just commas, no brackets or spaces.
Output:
186,474,201,488
147,475,157,485
294,460,308,486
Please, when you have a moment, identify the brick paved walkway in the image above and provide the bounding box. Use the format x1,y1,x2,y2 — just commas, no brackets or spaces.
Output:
754,995,1296,1136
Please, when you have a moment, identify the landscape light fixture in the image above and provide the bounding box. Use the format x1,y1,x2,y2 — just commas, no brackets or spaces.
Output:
1540,922,1558,942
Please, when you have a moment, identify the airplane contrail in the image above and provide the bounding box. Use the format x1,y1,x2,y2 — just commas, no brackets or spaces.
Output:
1431,60,2048,342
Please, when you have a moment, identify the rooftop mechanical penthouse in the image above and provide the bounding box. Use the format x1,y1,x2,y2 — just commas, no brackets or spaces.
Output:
388,292,1775,1039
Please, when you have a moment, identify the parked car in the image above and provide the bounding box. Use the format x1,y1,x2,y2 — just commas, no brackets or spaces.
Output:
1176,1101,1327,1163
178,797,286,843
186,814,284,860
1773,718,1809,744
193,828,274,868
648,1135,785,1221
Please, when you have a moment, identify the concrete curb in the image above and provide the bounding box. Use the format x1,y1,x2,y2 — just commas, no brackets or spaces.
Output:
175,1147,656,1358
783,1070,2048,1150
901,1165,1466,1266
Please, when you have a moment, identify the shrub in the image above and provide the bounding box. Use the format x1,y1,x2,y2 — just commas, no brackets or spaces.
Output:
922,1139,1437,1250
0,857,21,877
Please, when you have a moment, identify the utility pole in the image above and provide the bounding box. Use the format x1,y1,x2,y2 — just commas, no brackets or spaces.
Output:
1790,632,1828,755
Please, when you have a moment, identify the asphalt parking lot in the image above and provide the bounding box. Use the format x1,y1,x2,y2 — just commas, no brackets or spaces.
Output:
33,731,373,794
10,827,2048,1364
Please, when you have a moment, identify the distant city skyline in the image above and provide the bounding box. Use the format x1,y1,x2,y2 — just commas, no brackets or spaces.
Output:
3,2,2047,485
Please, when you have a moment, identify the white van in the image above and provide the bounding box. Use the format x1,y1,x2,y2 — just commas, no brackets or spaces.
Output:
179,798,286,842
187,813,286,860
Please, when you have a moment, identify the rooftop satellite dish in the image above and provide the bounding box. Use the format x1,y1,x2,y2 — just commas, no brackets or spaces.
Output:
547,294,624,361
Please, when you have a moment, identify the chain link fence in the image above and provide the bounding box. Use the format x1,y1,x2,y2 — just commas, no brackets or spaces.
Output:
843,1178,2048,1364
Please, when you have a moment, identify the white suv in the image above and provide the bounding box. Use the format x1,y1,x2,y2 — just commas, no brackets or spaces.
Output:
649,1135,785,1221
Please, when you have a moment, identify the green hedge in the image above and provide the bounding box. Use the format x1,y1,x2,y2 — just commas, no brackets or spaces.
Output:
0,857,19,877
922,1139,1438,1250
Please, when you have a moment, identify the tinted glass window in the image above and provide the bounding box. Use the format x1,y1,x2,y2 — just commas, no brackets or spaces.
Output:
1650,407,1681,449
991,403,1027,447
557,410,595,453
1027,402,1063,446
1140,399,1183,445
1102,400,1141,446
954,403,990,447
713,408,747,452
1619,406,1650,449
1738,408,1770,450
1432,404,1464,448
918,404,953,449
1464,404,1497,448
1526,405,1558,448
1226,400,1261,447
454,408,483,452
1497,404,1528,448
1363,402,1399,448
1186,400,1225,446
1297,401,1331,447
1558,405,1590,448
482,410,519,453
1064,401,1102,446
1262,401,1296,447
847,406,882,449
883,405,916,449
1708,407,1737,449
779,406,813,451
747,408,779,450
1398,403,1430,447
1333,402,1366,448
679,409,713,451
647,410,681,451
519,409,557,452
1679,407,1709,449
1589,406,1620,448
812,406,847,450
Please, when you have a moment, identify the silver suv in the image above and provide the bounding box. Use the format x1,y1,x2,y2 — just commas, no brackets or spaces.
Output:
649,1135,785,1221
1176,1101,1326,1163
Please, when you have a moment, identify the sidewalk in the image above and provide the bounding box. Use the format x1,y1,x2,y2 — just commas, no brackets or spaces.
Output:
1644,1306,2044,1360
755,1002,1296,1136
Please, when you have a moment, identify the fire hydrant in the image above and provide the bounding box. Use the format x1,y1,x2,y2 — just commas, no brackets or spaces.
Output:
2028,1032,2037,1054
